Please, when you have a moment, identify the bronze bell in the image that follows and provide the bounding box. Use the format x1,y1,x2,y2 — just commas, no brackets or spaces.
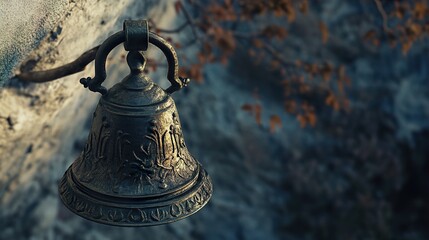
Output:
58,20,212,226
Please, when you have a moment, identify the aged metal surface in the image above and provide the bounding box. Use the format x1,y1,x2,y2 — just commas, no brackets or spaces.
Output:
80,21,190,95
59,20,212,226
123,19,149,51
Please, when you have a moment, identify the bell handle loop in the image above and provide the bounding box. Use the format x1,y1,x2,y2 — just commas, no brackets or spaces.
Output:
80,32,124,95
80,21,189,95
149,32,190,94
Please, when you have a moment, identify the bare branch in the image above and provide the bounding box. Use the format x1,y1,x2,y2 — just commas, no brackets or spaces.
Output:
151,2,201,47
374,0,390,32
262,44,295,67
16,46,99,83
180,2,201,44
232,31,262,39
156,21,189,33
181,38,198,48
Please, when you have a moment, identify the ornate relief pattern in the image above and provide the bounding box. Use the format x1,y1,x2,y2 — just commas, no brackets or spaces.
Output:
58,166,212,226
112,112,197,194
74,116,111,183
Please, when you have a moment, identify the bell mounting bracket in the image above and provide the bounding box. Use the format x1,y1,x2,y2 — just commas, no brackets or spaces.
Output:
80,19,190,95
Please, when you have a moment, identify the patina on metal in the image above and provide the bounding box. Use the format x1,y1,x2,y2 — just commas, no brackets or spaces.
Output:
58,19,212,226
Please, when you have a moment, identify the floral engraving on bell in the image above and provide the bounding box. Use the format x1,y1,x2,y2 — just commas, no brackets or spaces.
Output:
170,204,182,217
95,116,111,159
89,206,103,219
75,116,111,183
150,208,167,221
128,209,145,223
106,112,198,195
108,210,124,222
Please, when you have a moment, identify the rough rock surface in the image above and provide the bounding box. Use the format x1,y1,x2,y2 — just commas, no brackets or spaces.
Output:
0,0,69,85
0,0,177,239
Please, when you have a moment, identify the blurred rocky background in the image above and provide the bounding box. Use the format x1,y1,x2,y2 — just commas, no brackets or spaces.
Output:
0,0,428,240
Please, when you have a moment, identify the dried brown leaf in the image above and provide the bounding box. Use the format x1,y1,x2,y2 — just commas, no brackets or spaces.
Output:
320,22,329,44
284,100,297,113
252,39,264,48
261,25,288,39
320,62,333,82
174,1,183,14
305,111,317,127
363,30,377,41
241,104,253,112
269,115,282,133
297,114,307,128
299,0,309,14
413,2,427,20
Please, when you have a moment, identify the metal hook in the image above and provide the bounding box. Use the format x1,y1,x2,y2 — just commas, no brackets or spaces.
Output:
80,19,189,95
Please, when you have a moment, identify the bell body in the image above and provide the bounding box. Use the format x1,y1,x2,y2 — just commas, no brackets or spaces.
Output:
59,53,212,226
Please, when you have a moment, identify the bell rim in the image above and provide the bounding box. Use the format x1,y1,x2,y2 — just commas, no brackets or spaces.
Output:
58,165,212,227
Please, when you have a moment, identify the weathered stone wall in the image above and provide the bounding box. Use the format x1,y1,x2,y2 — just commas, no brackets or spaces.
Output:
0,0,69,84
0,1,178,239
